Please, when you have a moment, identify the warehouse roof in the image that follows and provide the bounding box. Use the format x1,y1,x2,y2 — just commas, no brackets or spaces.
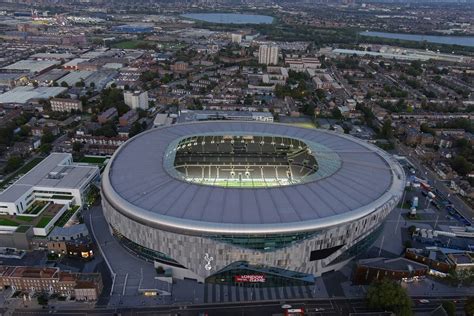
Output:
2,59,59,73
0,86,67,104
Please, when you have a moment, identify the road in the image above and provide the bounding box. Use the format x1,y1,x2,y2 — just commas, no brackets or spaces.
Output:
9,297,469,316
396,141,474,223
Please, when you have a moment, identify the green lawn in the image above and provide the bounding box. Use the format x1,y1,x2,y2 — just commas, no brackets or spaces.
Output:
15,216,35,222
204,180,281,188
55,206,79,227
0,157,44,190
24,201,48,214
51,195,74,200
111,40,152,49
36,216,53,228
289,122,316,129
16,225,31,233
77,156,108,164
0,218,19,226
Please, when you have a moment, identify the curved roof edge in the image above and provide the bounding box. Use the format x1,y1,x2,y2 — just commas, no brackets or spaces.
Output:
101,122,406,235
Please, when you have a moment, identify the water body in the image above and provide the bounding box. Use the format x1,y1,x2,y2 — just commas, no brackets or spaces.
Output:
181,13,274,24
360,31,474,47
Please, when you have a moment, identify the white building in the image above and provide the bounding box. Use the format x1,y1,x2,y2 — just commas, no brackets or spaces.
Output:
258,45,279,65
0,153,100,216
50,98,83,112
124,90,149,110
231,33,242,44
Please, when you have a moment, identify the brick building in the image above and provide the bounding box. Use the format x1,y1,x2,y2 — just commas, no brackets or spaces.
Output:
97,108,118,124
353,257,429,284
0,266,102,300
119,110,138,127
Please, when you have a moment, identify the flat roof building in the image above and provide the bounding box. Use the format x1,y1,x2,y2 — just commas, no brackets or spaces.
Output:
0,86,67,104
50,98,83,113
0,153,100,215
2,59,60,75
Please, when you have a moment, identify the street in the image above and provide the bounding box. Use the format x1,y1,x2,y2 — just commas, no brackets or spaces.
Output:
8,297,470,316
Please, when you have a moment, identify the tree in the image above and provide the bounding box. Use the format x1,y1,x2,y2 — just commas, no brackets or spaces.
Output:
60,81,69,88
75,80,85,87
19,125,31,137
408,225,417,236
442,301,455,316
72,142,83,153
129,122,144,138
380,119,393,139
37,293,48,306
451,156,473,176
4,156,23,174
41,131,55,144
39,143,52,154
366,279,412,316
465,297,474,316
331,108,343,120
156,266,165,274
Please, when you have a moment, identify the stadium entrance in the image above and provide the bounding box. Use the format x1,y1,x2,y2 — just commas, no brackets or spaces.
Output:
205,261,315,287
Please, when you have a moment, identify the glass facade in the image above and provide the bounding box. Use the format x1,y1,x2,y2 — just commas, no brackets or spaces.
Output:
328,223,384,265
207,230,319,251
206,261,315,287
111,225,185,268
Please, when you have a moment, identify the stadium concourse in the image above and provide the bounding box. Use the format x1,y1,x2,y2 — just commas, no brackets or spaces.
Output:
101,121,405,287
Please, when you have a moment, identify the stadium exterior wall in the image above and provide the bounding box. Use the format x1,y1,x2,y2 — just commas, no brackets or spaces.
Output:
100,123,406,280
102,192,400,279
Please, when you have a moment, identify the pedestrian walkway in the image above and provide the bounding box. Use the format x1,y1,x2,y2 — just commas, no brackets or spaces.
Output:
203,284,321,303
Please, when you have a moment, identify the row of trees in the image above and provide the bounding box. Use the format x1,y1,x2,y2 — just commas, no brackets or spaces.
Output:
367,279,474,316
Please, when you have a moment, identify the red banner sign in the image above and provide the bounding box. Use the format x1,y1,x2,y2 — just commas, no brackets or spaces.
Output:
234,274,266,283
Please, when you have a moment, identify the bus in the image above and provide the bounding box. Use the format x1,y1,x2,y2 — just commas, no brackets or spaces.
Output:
285,308,305,316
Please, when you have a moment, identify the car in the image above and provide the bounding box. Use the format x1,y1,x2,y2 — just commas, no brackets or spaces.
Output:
282,304,293,309
419,299,430,303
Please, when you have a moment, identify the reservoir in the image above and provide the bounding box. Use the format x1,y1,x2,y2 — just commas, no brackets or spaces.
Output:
181,13,274,24
360,31,474,47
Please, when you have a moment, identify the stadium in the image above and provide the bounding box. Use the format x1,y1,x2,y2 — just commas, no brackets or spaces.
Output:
101,121,405,286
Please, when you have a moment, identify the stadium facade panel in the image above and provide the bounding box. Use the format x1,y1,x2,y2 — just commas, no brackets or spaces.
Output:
102,122,405,282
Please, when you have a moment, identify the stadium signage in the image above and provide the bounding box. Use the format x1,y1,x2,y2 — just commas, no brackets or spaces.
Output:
234,274,266,283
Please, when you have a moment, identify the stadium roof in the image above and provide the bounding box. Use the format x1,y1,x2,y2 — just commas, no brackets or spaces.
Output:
103,122,405,234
